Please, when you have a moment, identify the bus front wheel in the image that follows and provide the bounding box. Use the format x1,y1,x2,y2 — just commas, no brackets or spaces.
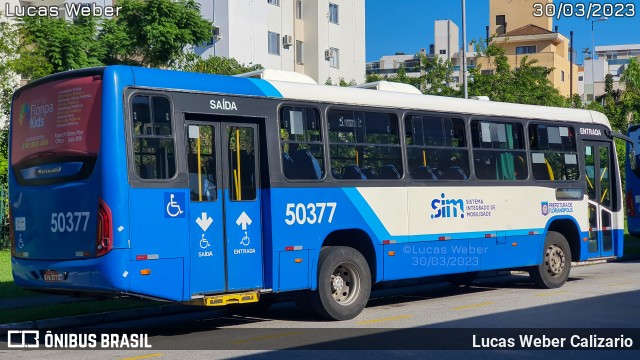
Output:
529,231,571,289
310,246,371,320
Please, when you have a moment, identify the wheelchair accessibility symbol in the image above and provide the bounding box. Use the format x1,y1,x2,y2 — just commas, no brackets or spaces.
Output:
164,193,186,218
240,231,250,246
199,234,210,249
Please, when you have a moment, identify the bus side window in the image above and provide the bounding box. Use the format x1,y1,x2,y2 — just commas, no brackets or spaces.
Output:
472,120,527,181
131,95,176,180
529,124,579,181
228,127,256,201
280,106,325,180
187,125,217,201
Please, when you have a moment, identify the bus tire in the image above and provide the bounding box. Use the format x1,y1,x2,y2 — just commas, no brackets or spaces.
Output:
309,246,371,320
529,231,571,289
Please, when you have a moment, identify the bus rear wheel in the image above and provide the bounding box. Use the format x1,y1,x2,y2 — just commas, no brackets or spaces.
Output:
310,246,371,320
529,231,571,289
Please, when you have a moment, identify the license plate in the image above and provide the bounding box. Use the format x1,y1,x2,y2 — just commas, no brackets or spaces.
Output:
43,271,64,282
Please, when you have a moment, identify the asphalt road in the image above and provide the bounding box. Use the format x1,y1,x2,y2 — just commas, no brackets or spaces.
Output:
2,260,639,359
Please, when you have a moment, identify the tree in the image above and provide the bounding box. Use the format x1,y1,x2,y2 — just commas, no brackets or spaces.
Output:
0,11,19,120
468,39,566,107
14,0,213,78
99,0,212,68
16,14,103,77
621,57,640,95
182,54,262,75
420,56,459,97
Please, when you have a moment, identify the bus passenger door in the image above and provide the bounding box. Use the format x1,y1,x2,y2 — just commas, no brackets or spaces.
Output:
222,123,263,291
186,122,264,295
584,142,615,258
186,122,225,294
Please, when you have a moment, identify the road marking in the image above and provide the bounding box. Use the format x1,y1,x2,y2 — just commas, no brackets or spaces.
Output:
452,301,495,310
357,315,412,325
534,291,568,297
607,282,632,287
120,353,164,360
231,331,302,344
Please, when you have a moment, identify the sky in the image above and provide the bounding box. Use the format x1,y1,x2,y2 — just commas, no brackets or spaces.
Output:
365,0,640,63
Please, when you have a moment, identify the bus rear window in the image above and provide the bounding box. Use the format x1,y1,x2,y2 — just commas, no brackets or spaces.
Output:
10,76,102,184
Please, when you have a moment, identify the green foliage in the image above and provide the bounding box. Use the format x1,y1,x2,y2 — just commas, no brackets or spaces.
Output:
17,14,103,77
182,54,262,75
621,57,640,95
421,56,460,97
325,77,334,85
469,40,566,107
13,0,213,79
100,0,212,68
570,93,583,108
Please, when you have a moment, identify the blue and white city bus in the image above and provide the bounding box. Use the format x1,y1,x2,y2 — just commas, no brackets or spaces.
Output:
9,66,624,320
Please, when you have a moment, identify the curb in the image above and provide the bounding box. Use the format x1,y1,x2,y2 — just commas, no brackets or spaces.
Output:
0,303,206,331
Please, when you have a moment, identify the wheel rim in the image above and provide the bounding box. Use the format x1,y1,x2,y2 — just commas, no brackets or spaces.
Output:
545,244,565,276
330,262,360,306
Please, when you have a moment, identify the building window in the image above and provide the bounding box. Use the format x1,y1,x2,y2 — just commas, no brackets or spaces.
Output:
516,46,537,55
496,15,506,35
561,70,565,82
578,76,584,81
296,0,302,19
296,40,304,65
329,3,339,24
329,47,339,68
268,31,280,55
268,0,279,6
439,49,446,55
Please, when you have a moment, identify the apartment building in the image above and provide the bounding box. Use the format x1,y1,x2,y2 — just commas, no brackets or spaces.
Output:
485,0,578,97
195,0,365,84
366,19,476,87
582,44,640,101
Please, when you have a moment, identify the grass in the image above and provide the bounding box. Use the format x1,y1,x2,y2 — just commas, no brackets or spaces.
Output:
0,249,41,299
0,249,162,324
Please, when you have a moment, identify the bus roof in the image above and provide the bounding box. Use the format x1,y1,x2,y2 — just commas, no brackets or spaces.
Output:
15,66,610,130
265,79,610,129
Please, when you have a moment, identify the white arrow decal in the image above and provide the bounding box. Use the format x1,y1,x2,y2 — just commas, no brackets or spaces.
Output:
196,212,213,232
236,211,253,230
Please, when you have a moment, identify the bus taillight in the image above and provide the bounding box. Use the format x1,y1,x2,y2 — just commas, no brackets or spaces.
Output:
626,191,636,217
96,199,113,256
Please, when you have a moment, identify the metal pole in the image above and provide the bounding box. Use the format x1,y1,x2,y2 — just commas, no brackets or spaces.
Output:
591,21,595,103
462,0,468,99
570,31,574,105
